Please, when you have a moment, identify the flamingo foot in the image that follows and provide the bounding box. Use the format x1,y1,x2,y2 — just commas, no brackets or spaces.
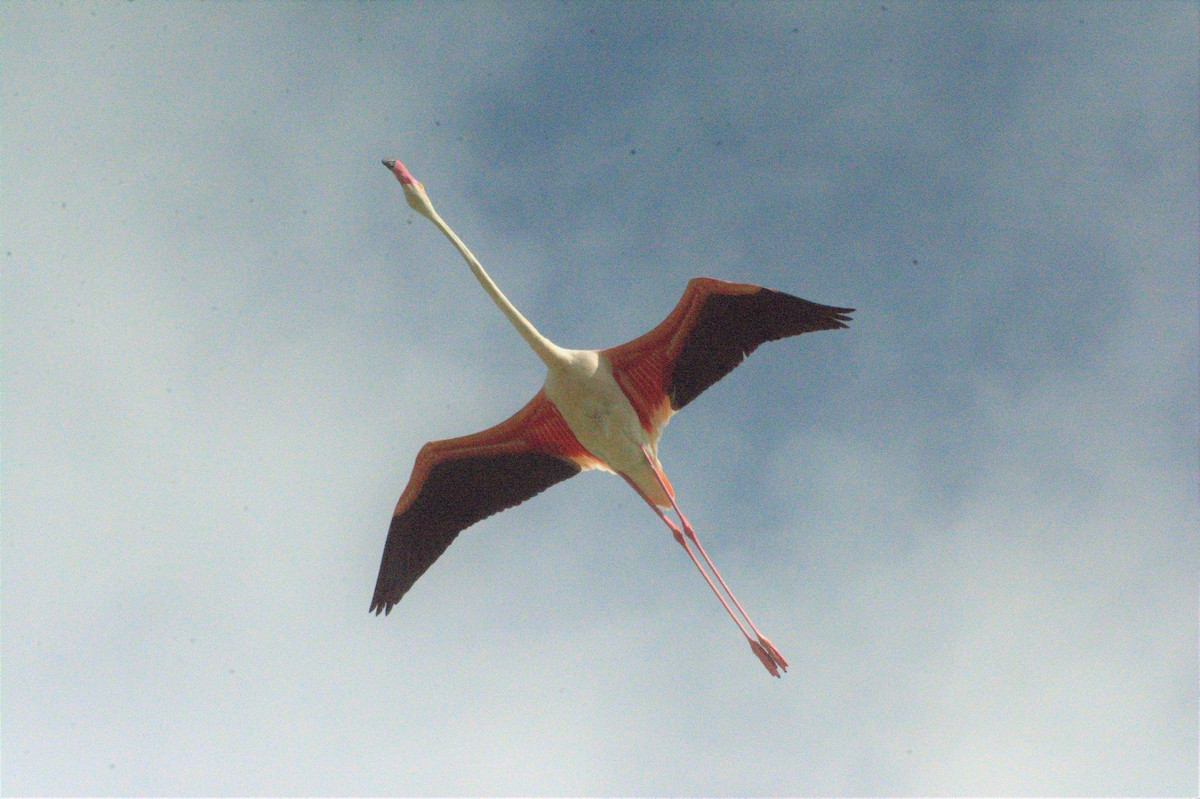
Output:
749,639,782,678
757,635,788,673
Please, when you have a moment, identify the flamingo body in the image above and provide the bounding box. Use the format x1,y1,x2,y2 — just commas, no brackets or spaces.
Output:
371,159,852,677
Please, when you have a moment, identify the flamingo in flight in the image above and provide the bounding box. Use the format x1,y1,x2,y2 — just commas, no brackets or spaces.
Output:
372,159,852,677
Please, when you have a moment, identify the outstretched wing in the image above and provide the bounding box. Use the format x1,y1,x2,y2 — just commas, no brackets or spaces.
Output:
370,389,594,615
605,277,853,430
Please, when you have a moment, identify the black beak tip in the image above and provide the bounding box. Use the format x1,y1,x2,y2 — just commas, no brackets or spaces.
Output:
382,158,396,169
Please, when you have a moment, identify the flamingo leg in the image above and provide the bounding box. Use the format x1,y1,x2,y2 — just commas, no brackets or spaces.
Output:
622,475,780,677
630,448,789,677
624,477,754,633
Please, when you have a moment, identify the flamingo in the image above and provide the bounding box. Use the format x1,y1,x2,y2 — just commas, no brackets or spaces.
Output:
372,158,852,677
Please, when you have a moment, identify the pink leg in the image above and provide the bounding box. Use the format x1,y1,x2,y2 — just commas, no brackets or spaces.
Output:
628,449,788,677
625,477,756,639
657,476,789,674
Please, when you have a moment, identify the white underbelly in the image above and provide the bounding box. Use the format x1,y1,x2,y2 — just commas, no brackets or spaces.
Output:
542,350,668,503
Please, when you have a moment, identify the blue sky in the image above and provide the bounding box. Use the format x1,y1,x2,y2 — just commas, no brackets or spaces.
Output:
3,1,1197,794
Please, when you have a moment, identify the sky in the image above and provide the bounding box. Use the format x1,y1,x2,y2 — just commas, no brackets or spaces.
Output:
2,1,1197,795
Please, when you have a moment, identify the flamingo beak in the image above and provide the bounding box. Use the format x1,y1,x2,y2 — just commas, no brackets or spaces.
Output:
382,158,422,190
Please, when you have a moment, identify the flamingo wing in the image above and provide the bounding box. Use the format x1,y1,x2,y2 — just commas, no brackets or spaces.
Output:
371,389,591,615
606,277,853,428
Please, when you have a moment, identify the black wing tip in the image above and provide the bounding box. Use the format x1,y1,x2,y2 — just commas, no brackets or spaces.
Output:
369,595,397,616
370,580,402,615
758,286,854,328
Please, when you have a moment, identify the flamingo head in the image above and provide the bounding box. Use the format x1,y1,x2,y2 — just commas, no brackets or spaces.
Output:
382,159,435,219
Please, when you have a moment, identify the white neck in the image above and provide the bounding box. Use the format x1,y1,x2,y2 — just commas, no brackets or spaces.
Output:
425,208,568,370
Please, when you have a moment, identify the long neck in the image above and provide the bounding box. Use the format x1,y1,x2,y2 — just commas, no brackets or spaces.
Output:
426,209,567,369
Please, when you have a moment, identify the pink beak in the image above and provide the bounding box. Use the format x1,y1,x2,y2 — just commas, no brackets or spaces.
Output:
382,158,417,186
